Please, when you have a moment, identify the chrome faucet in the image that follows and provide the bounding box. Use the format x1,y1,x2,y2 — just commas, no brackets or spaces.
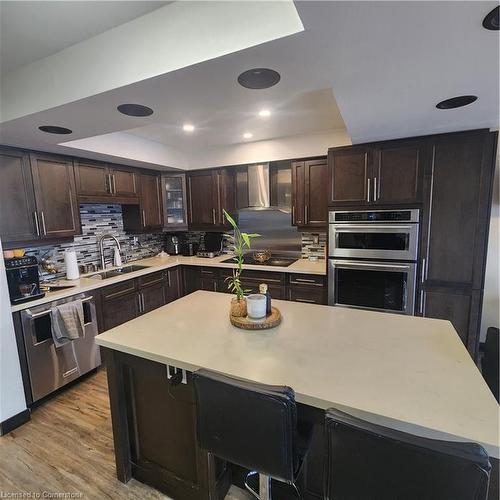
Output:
98,234,121,270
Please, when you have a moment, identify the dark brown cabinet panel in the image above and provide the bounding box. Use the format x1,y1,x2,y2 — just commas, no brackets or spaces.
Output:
29,153,81,239
187,171,217,228
164,267,183,303
139,281,166,314
293,158,328,227
187,169,235,229
419,130,497,359
75,161,138,202
372,141,423,204
122,172,162,232
288,273,327,305
104,350,230,500
139,173,163,230
328,146,370,205
112,168,137,197
101,292,140,331
74,160,110,197
0,150,38,244
292,161,306,225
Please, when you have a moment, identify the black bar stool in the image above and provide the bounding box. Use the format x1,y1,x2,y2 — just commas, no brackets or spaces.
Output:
324,407,491,500
193,369,310,500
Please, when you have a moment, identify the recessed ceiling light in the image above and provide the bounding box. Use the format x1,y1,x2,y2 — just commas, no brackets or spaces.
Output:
483,6,499,30
38,125,73,135
258,109,271,117
238,68,281,89
243,132,253,139
183,124,195,132
117,104,153,117
436,95,478,109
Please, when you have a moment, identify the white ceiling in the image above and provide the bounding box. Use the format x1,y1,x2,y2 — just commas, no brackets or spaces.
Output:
0,1,169,74
0,1,498,170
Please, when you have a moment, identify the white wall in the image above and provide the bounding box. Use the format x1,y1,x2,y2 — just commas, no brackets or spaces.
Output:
0,239,27,426
188,129,351,169
480,151,500,341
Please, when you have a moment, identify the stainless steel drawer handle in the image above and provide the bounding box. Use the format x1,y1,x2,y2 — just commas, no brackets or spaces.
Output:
367,178,371,203
63,367,79,378
294,278,316,283
295,298,316,303
26,296,94,318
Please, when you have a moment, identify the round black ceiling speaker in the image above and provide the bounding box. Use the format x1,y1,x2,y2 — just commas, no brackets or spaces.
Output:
436,95,478,109
38,125,73,134
483,6,499,30
117,103,154,117
237,68,281,89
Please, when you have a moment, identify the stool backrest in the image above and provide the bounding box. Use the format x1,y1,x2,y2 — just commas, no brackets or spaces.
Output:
193,369,297,482
325,408,491,500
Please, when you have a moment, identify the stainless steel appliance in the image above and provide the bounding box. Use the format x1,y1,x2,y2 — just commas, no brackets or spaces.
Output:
328,209,420,315
19,293,101,403
165,234,181,255
329,209,419,261
5,256,45,304
197,232,223,258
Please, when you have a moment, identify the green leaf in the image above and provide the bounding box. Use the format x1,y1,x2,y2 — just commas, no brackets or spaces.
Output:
241,233,251,248
223,209,237,229
247,233,261,238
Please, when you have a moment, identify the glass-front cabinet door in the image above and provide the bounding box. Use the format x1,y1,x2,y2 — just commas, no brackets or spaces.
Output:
162,174,188,229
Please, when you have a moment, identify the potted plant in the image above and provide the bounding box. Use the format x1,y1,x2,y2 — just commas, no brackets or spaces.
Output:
223,209,259,317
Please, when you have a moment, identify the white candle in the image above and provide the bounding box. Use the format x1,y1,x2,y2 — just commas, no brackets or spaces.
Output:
246,294,267,319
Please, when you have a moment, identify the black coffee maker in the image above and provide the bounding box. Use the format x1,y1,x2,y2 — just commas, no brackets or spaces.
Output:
5,256,45,304
165,234,181,255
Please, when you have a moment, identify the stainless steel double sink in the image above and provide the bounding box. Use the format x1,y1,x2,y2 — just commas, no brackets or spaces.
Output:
88,264,149,280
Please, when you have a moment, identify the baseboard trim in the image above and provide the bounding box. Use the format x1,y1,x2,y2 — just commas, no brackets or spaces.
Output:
0,409,31,435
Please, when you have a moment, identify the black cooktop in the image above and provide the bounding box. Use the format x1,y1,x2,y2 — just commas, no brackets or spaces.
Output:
222,255,297,267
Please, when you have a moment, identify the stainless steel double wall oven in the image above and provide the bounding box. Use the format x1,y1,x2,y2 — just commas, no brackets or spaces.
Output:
328,209,420,315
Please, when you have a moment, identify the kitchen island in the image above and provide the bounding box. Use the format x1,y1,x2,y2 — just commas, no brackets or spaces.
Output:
95,291,500,500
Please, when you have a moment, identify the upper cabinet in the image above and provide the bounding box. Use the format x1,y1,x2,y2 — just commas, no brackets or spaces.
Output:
328,140,424,206
162,174,188,230
292,158,328,227
0,150,38,243
122,172,163,232
74,160,138,203
187,168,235,230
29,153,81,240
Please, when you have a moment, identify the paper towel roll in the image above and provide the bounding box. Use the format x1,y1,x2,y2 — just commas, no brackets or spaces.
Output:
65,250,80,280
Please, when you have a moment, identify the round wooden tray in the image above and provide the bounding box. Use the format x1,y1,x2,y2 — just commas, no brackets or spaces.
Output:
230,307,281,330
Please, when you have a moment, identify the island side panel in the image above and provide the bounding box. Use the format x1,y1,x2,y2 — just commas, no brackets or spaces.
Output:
102,347,231,500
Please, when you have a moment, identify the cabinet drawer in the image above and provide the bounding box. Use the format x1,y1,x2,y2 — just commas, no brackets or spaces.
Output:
289,273,325,287
138,271,164,288
101,279,137,300
200,267,220,277
289,286,326,305
220,268,283,285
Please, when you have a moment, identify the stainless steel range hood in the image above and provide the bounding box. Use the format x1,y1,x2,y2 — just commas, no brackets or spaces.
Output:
236,162,291,211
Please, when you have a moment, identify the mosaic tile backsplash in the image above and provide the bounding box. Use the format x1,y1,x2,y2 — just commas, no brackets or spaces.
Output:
301,232,327,259
23,204,325,280
25,204,165,280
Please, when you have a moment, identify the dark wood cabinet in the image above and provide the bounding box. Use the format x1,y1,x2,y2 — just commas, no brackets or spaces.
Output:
29,153,81,239
418,130,497,358
104,350,230,500
140,280,166,314
372,141,423,205
75,161,138,203
288,273,327,305
100,281,140,331
74,160,110,197
0,150,38,244
139,173,163,230
187,168,235,230
164,267,183,303
328,146,370,205
122,172,162,232
162,174,188,229
328,140,424,206
292,158,328,227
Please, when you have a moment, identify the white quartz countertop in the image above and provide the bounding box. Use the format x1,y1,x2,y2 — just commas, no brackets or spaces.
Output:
95,290,500,458
11,254,326,312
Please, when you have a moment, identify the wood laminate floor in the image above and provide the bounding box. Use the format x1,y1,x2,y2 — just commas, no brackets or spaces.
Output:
0,368,251,500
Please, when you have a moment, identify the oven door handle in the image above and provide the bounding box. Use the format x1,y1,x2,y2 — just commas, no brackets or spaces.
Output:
331,260,413,271
25,296,94,318
332,224,415,231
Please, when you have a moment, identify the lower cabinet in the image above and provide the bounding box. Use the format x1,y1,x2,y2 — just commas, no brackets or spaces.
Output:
98,268,184,332
288,274,327,305
104,349,231,500
100,281,140,331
